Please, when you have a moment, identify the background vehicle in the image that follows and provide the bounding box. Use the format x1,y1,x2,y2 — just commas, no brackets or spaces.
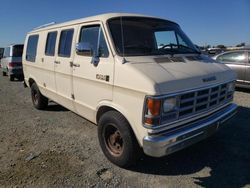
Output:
23,13,237,167
213,50,250,89
1,44,24,81
0,48,4,59
0,48,4,69
207,47,224,55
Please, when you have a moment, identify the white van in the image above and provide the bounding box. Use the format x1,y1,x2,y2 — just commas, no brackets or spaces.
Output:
23,13,237,167
1,44,24,81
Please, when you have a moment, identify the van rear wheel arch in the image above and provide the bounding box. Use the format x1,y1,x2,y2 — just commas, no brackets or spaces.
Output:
28,78,36,88
30,81,48,110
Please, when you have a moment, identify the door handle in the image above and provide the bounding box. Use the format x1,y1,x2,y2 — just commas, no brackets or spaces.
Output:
70,62,80,67
54,61,60,64
73,63,80,67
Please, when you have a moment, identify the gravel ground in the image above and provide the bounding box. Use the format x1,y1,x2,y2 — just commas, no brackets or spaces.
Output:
0,76,249,188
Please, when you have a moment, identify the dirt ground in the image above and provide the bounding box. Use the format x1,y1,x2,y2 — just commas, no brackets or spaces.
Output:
0,76,249,188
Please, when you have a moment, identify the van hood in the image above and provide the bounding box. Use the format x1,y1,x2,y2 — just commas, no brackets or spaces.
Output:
122,55,236,95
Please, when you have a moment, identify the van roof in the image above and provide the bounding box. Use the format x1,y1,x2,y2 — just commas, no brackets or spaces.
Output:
5,44,24,48
30,13,178,33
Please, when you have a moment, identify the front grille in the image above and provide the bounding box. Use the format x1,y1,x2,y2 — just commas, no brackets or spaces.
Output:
161,82,234,124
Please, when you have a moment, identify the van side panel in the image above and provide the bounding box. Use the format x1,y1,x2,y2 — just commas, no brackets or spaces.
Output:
23,32,58,101
53,26,78,111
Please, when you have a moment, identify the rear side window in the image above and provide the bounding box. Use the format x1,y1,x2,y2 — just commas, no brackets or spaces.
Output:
26,35,39,62
217,52,246,64
58,29,74,57
0,48,3,58
12,45,24,57
45,31,57,56
248,52,250,63
79,25,109,57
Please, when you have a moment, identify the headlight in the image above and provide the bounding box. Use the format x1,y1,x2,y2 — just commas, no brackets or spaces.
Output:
163,97,177,113
228,82,235,92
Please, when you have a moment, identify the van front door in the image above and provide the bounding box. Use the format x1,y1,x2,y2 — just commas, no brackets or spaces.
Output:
72,23,114,121
54,27,76,111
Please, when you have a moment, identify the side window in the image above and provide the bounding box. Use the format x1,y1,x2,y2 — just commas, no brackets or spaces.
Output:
45,31,57,56
0,48,3,58
12,45,24,57
217,52,246,64
58,29,74,57
79,25,109,57
26,35,39,62
248,52,250,63
3,47,10,57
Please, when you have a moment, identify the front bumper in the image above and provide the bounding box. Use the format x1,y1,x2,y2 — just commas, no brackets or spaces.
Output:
143,103,237,157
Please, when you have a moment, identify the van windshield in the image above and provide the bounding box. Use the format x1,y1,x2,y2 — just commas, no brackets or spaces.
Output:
108,17,199,56
13,45,24,57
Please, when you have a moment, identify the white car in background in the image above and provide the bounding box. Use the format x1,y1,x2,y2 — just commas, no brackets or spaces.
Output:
1,44,24,81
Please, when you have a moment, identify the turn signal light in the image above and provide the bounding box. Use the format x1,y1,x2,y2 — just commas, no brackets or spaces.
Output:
147,98,161,116
144,117,160,125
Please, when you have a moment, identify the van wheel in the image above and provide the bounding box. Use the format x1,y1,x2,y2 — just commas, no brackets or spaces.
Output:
31,83,48,110
98,111,141,167
2,71,7,76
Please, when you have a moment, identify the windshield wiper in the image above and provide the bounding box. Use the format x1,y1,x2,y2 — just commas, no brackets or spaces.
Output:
159,43,201,54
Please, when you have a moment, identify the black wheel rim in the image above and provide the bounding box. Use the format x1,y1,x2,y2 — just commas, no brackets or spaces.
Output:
104,124,123,157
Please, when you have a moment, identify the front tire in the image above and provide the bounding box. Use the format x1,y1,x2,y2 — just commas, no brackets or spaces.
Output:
31,83,48,110
98,111,141,167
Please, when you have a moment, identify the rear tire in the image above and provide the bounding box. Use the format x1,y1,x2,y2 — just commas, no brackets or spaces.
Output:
9,74,14,81
2,71,7,76
31,83,48,110
98,111,141,167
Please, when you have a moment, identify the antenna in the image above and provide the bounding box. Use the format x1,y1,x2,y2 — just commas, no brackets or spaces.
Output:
33,22,56,30
120,17,127,64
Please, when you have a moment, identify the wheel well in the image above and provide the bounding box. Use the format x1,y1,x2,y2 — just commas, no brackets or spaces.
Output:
28,78,35,87
96,106,118,124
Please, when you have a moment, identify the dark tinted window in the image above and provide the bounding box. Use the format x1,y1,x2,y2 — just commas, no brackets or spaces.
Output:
0,48,3,58
217,52,246,64
12,45,24,57
108,17,197,56
3,47,10,57
58,29,74,57
45,32,57,56
248,52,250,63
79,26,109,57
26,35,39,62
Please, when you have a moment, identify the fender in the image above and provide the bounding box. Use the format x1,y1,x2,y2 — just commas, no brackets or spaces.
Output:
96,100,145,146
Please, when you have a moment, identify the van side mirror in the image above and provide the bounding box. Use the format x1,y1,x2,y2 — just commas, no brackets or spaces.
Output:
76,42,93,56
